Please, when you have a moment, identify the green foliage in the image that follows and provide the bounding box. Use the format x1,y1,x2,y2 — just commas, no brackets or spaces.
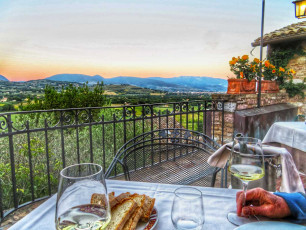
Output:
0,137,61,209
20,82,110,111
109,94,211,105
105,84,163,95
268,45,306,97
268,45,306,69
6,95,24,102
282,79,306,98
0,102,16,112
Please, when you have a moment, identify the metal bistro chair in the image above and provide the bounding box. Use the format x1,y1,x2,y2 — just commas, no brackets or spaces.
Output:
106,128,221,187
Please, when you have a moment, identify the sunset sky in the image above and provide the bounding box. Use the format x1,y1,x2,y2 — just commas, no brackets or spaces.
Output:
0,0,301,81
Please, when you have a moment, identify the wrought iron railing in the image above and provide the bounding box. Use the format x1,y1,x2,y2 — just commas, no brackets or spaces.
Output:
0,100,225,221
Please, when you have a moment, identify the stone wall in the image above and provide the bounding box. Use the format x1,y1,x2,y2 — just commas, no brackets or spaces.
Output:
288,93,306,115
287,40,306,82
266,40,306,115
211,92,303,143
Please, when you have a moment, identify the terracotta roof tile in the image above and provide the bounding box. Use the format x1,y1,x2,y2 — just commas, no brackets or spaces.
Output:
252,21,306,47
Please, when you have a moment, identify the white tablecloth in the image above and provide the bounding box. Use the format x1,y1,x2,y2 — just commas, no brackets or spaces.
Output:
9,180,238,230
263,122,306,152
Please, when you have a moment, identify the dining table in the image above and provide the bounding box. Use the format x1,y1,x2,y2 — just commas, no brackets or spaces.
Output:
9,179,241,230
262,121,306,173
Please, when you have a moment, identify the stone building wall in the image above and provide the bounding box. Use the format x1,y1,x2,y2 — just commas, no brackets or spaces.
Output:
211,92,303,144
287,40,306,82
288,93,306,115
286,40,306,115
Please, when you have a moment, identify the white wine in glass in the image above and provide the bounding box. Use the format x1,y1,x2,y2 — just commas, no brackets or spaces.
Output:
55,163,111,230
229,164,264,182
227,137,265,226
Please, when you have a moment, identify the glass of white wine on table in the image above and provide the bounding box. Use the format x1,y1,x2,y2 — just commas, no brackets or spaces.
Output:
55,163,111,230
227,137,265,226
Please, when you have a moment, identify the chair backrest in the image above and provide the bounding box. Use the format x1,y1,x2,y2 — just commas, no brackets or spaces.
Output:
105,128,220,187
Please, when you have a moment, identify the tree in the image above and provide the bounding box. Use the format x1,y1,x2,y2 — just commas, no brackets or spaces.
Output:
19,82,109,111
0,103,16,112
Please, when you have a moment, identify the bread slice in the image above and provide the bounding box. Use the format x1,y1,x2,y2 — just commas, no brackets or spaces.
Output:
122,194,146,230
127,194,146,209
91,193,107,207
110,192,131,209
122,207,143,230
91,192,115,208
105,199,137,230
141,195,155,222
109,191,115,201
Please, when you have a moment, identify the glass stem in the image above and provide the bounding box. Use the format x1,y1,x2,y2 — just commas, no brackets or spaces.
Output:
242,181,249,207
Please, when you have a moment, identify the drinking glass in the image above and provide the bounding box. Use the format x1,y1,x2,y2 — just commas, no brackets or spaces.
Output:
227,137,265,226
171,187,204,230
55,163,111,230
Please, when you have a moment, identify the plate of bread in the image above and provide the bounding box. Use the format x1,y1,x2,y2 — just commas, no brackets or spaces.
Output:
91,192,157,230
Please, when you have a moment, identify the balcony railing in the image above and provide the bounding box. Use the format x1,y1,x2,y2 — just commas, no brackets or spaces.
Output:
0,100,226,220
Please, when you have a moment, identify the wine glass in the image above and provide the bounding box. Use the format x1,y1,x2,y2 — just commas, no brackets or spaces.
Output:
171,187,204,230
227,137,265,226
55,163,111,230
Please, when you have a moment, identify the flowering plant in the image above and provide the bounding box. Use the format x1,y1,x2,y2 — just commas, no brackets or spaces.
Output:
276,67,295,85
229,55,259,81
262,60,295,84
262,60,277,81
229,55,296,84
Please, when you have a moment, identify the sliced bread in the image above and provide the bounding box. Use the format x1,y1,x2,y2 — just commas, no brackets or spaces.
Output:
122,207,143,230
105,199,137,230
109,191,115,201
91,192,115,208
110,192,131,209
127,194,146,208
122,194,146,230
141,195,155,222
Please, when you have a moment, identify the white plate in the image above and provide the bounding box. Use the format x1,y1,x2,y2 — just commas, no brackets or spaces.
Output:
136,207,158,230
234,221,306,230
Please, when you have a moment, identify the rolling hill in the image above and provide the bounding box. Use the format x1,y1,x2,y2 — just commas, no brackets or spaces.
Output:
45,74,227,92
45,74,103,83
149,76,227,91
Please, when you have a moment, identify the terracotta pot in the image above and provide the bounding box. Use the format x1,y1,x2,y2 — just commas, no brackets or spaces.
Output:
260,80,279,93
227,79,256,94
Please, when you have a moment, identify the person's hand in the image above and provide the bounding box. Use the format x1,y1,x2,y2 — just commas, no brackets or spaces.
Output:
236,188,291,218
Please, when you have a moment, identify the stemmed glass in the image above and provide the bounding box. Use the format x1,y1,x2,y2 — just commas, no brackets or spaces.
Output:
171,187,204,230
227,137,265,226
55,163,111,230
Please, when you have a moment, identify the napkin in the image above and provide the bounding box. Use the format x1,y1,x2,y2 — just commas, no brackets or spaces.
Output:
208,143,305,193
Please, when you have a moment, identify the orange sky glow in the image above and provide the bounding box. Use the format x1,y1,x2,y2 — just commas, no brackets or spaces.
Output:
0,0,300,82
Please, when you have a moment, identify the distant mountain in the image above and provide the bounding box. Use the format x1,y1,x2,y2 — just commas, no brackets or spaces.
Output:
149,76,227,91
46,74,103,84
45,74,227,92
0,75,9,81
103,76,188,91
